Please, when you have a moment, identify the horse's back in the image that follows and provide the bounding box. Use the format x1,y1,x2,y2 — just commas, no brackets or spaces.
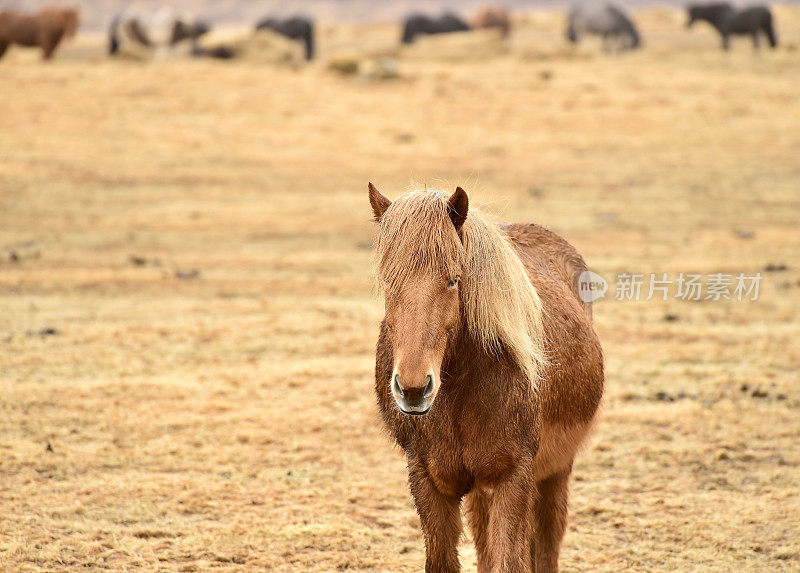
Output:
501,222,604,477
257,17,311,39
501,222,593,321
0,11,41,46
445,14,471,31
472,7,510,36
730,6,772,30
570,2,636,38
570,3,613,29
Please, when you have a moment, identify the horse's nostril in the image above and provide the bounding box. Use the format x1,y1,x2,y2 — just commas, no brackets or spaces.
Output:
393,374,404,397
424,375,434,397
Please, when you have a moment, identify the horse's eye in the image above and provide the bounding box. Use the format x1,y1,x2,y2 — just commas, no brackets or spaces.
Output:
447,276,460,288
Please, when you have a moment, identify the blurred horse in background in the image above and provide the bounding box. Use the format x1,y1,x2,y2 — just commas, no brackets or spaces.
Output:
687,3,776,50
566,3,641,51
471,6,512,38
108,8,210,58
255,16,315,61
401,13,471,44
0,6,79,60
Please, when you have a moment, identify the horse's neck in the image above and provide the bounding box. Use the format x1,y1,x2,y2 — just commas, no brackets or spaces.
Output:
443,327,516,390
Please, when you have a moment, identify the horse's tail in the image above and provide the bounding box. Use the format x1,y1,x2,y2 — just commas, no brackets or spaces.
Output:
401,19,415,44
613,8,641,50
108,15,120,55
567,252,594,323
628,22,641,49
565,9,579,43
566,24,578,43
764,11,777,48
553,244,595,323
304,21,314,60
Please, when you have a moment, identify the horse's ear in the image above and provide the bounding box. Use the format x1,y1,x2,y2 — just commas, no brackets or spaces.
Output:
368,182,391,223
448,187,469,231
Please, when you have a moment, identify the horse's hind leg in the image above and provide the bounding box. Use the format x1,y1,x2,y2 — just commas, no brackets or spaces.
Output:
0,41,8,60
465,489,492,573
752,31,760,51
531,465,572,573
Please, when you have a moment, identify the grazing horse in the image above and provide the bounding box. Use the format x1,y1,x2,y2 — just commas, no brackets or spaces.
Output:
108,9,210,57
471,6,512,38
255,16,315,61
566,3,641,51
401,13,471,45
0,6,79,61
368,184,604,573
686,3,776,50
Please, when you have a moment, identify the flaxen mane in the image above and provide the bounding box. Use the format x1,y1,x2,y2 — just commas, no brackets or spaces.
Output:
374,189,547,387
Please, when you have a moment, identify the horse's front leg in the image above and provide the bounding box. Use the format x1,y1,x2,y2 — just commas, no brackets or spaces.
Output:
487,465,536,573
465,488,492,573
752,31,760,50
408,459,462,573
41,32,64,60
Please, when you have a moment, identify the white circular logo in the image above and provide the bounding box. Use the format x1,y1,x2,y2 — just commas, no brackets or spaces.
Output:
578,270,608,303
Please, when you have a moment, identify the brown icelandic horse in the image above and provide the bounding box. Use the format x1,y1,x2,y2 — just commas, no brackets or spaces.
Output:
369,184,603,573
472,6,512,38
0,6,79,61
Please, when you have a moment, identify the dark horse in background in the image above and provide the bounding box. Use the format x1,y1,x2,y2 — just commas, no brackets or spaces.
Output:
566,3,641,51
0,6,79,60
401,13,471,44
687,3,776,50
255,16,314,61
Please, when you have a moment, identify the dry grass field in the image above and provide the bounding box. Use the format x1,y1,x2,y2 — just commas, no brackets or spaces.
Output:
1,7,800,572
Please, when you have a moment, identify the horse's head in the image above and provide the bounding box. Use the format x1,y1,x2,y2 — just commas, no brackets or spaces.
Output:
369,184,468,415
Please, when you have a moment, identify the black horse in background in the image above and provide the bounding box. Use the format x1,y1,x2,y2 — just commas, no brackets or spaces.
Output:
255,16,314,60
687,3,777,50
401,13,471,44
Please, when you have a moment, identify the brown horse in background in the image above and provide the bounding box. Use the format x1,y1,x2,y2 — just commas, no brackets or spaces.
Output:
369,185,603,572
0,6,79,60
472,6,512,38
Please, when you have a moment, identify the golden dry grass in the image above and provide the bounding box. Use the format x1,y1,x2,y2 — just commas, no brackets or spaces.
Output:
1,8,800,572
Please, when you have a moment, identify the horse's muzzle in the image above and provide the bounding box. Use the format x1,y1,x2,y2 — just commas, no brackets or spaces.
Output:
400,404,432,416
393,373,435,415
